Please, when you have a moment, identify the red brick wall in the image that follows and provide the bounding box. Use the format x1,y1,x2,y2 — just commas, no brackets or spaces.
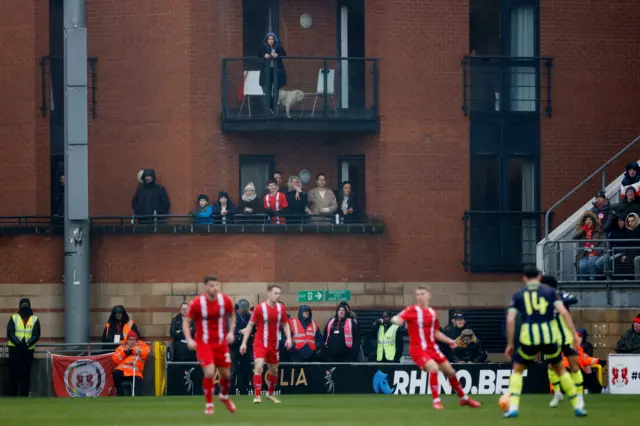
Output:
0,0,49,216
1,0,640,284
540,0,640,222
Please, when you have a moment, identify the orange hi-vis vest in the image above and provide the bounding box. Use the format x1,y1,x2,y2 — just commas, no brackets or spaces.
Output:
562,345,599,370
105,320,135,341
113,340,150,378
290,318,318,351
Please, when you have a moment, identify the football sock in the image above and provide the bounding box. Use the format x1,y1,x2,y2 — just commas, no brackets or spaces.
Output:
253,374,262,396
449,375,466,398
429,372,440,401
559,372,583,409
203,377,214,405
219,377,230,398
267,374,277,395
508,373,523,411
570,370,584,395
548,369,561,393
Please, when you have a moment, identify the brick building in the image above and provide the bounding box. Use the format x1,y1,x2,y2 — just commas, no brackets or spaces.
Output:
1,0,639,344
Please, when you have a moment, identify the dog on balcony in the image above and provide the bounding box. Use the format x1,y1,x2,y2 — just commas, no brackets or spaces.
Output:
278,88,305,118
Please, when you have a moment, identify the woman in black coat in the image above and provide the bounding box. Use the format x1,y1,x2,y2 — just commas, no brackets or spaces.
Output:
259,32,287,113
285,175,308,224
337,181,359,223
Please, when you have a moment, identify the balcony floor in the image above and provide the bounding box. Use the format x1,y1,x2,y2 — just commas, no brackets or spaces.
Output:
222,107,379,132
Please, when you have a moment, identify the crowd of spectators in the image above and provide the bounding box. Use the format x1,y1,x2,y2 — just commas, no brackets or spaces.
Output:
131,169,361,225
573,161,640,280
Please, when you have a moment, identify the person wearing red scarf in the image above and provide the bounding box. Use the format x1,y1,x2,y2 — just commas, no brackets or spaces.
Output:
573,211,605,280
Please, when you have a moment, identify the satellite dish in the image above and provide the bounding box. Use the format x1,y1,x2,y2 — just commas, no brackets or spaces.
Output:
299,169,311,184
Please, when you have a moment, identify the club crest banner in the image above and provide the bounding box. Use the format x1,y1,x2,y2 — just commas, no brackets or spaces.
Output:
51,353,116,397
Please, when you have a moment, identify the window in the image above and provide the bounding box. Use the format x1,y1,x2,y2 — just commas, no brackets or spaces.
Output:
239,155,274,199
338,155,366,213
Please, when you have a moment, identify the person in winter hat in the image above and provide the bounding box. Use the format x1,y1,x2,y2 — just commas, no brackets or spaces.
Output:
590,191,613,228
131,169,170,221
620,162,640,199
615,313,640,354
193,194,213,224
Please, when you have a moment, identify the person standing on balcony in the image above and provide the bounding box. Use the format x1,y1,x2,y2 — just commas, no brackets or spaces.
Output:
620,186,640,217
574,211,605,280
286,176,307,224
131,169,170,222
259,32,287,114
306,173,338,223
192,194,214,225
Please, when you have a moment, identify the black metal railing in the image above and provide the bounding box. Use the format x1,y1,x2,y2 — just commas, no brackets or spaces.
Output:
222,56,378,122
40,55,98,119
0,216,61,235
463,211,551,273
90,213,384,234
461,56,553,117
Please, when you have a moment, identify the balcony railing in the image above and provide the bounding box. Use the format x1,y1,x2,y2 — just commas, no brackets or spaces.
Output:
40,55,98,119
0,216,61,235
461,56,553,117
463,211,551,273
542,239,640,289
221,56,379,132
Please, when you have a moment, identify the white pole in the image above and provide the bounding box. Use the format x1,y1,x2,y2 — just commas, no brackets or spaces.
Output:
132,354,139,397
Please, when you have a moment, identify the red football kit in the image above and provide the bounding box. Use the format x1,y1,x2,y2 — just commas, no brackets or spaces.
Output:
251,301,286,364
187,292,235,368
399,305,448,368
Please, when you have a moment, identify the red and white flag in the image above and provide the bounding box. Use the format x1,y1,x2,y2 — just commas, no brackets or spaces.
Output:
51,353,116,397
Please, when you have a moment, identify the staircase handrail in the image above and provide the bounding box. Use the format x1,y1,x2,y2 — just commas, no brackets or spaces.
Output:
545,135,640,238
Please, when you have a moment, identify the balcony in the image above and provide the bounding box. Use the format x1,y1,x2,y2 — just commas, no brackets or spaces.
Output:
221,56,379,133
463,211,550,273
461,56,553,117
0,217,61,235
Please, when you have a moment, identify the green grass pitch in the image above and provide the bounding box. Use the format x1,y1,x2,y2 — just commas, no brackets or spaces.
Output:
3,394,636,426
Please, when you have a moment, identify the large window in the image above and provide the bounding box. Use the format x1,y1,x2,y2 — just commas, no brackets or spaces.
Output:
338,155,366,213
239,155,274,199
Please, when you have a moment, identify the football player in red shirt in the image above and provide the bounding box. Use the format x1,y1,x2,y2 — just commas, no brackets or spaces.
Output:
392,285,481,410
183,275,237,415
240,284,292,403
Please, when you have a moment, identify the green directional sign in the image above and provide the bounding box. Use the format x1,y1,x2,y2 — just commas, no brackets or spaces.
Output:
326,290,351,302
297,290,325,303
297,290,351,303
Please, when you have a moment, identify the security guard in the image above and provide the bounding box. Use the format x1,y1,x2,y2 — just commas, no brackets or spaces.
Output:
112,330,149,396
6,298,40,396
371,311,403,363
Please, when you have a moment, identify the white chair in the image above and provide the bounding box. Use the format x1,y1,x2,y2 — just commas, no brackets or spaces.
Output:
238,71,264,118
307,69,338,117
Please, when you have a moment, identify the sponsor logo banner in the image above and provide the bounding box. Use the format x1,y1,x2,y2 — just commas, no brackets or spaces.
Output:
51,353,116,397
609,354,640,395
166,362,548,396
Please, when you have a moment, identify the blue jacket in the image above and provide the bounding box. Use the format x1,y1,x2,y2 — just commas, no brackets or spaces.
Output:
195,205,214,224
291,305,323,359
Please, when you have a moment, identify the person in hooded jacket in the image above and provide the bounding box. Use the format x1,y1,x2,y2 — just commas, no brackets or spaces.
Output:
573,211,605,280
131,169,170,221
212,191,236,224
324,304,360,362
590,191,613,229
192,194,213,225
238,182,263,215
620,162,640,199
170,303,196,361
577,328,594,356
101,305,141,344
6,298,40,396
230,299,253,394
259,32,287,113
289,305,323,362
454,329,487,363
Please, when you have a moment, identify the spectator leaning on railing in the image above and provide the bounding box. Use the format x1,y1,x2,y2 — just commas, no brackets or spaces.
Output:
238,182,263,216
574,211,604,280
213,191,236,224
192,194,214,224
